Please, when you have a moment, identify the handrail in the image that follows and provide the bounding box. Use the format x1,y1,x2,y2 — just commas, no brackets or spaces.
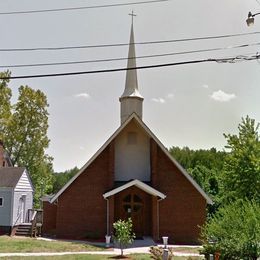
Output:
31,211,37,220
30,209,43,237
30,210,37,237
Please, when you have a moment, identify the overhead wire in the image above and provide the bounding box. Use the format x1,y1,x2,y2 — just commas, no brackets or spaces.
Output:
0,31,260,52
0,54,259,80
0,0,171,15
1,41,260,68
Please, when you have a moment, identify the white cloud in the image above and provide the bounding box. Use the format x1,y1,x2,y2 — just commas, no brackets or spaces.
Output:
74,93,90,99
202,84,209,89
79,146,85,150
151,98,166,104
166,93,174,99
210,90,236,102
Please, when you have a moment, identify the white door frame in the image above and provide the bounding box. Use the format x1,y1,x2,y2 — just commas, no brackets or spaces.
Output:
18,195,26,223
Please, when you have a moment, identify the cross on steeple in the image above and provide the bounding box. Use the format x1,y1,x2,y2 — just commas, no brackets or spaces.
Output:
128,10,136,25
120,12,143,124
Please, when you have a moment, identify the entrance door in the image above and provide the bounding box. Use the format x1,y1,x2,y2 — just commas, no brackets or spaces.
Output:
122,193,143,237
115,187,151,238
18,196,26,223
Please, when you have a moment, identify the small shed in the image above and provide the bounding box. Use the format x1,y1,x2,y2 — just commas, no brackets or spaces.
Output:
0,167,34,234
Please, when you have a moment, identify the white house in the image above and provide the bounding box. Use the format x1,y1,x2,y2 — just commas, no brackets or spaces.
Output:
0,141,34,235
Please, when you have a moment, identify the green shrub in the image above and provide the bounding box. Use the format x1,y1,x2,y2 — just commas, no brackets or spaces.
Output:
201,200,260,259
149,246,174,260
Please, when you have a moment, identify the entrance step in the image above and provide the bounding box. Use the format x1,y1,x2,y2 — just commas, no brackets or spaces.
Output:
15,224,32,237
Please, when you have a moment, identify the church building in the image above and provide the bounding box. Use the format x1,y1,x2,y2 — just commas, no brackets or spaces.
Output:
43,23,213,244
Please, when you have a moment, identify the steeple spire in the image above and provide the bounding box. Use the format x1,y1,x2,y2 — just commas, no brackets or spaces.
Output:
120,13,144,124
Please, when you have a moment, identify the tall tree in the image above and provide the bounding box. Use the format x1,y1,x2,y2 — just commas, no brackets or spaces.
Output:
0,75,53,207
222,116,260,203
0,71,12,140
5,86,50,167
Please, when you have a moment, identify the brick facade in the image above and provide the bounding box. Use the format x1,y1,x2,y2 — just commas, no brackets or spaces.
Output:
42,201,57,235
150,139,207,244
43,143,114,239
43,121,208,244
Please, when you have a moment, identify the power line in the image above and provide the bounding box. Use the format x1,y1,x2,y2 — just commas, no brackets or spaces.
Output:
1,31,260,52
0,0,171,15
1,54,259,80
1,42,260,68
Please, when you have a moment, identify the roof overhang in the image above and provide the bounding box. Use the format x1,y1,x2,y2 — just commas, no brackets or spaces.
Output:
103,179,166,199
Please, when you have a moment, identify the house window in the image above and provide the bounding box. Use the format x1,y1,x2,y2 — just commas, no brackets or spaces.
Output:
0,197,3,207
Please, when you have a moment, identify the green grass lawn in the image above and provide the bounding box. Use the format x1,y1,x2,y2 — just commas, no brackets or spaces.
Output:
1,255,204,260
0,236,104,253
0,236,204,259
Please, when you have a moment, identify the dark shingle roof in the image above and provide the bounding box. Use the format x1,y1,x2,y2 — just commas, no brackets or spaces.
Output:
0,167,25,187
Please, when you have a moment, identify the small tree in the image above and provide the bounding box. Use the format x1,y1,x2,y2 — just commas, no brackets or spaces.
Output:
113,218,135,256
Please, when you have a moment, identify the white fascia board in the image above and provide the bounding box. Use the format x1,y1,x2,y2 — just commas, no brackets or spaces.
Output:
103,179,166,199
50,114,138,203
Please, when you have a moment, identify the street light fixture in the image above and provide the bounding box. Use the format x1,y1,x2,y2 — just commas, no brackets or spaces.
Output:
246,11,260,26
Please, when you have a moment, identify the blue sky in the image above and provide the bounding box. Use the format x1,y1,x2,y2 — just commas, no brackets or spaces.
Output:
1,0,259,171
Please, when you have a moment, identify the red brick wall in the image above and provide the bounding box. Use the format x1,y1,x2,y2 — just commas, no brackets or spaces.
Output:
43,133,207,244
42,201,57,234
54,143,114,239
151,139,207,244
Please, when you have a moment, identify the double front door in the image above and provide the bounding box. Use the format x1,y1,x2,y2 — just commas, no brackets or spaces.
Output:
115,187,151,238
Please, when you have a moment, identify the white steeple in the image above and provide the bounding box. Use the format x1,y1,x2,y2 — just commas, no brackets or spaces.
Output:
120,16,144,124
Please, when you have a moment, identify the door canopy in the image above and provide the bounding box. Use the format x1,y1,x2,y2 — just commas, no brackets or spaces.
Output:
103,179,166,199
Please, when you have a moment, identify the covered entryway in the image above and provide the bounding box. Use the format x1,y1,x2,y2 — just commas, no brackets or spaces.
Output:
103,179,166,239
115,186,151,237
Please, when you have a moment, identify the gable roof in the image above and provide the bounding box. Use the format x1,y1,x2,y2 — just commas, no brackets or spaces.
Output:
50,113,213,204
0,167,26,188
103,179,166,199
